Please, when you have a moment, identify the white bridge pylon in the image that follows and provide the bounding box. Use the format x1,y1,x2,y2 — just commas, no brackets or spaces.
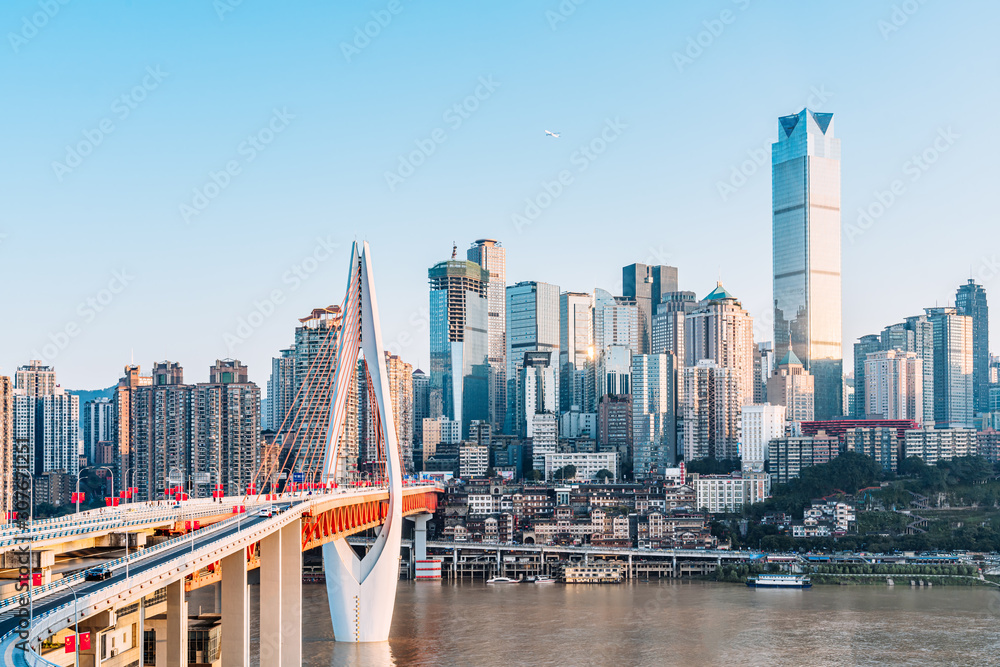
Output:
321,241,404,642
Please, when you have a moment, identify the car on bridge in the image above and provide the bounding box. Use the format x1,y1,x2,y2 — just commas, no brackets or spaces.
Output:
258,507,274,518
85,566,112,581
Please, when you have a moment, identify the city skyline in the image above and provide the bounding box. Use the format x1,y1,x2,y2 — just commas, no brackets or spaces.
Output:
2,2,998,392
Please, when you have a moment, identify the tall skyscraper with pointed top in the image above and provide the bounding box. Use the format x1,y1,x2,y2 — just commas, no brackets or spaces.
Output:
467,239,507,432
955,279,989,414
772,108,843,419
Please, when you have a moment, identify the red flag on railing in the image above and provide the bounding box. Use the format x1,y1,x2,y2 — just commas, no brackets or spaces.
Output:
80,633,91,650
105,497,120,507
71,492,85,504
213,490,223,499
65,635,75,653
247,484,256,494
19,572,42,586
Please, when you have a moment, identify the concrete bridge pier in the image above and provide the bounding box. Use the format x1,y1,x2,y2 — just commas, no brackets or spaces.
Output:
259,520,302,666
221,549,249,667
166,580,188,667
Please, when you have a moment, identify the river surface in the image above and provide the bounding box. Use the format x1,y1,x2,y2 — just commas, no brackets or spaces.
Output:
196,580,1000,666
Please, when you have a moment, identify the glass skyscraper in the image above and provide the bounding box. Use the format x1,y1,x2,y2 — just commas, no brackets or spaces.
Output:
772,108,843,419
428,260,490,438
505,281,560,434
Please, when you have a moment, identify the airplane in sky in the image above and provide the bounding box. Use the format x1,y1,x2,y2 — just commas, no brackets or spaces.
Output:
544,130,561,138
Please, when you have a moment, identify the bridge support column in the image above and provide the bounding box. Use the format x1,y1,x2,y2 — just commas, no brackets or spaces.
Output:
324,533,400,642
166,580,188,667
221,549,249,667
261,520,302,666
411,513,430,561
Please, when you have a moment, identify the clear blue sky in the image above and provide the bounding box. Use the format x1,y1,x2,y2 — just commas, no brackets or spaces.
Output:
1,0,996,390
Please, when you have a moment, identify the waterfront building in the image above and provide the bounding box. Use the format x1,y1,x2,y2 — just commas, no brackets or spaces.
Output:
530,413,559,471
772,108,843,419
740,404,786,472
766,351,815,424
955,279,989,414
631,353,678,478
682,360,741,462
468,239,508,430
559,291,593,412
864,349,923,423
685,282,755,408
767,433,839,484
429,258,490,437
903,428,976,465
506,281,560,433
690,471,769,514
622,263,679,354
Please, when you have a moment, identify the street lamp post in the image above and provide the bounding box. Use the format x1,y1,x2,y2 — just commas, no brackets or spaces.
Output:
64,579,81,667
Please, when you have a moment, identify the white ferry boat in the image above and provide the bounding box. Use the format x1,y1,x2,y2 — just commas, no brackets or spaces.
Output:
487,576,518,584
746,574,811,589
532,575,555,584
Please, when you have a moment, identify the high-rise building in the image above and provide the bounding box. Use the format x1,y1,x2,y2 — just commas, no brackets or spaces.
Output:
598,394,632,462
113,364,152,496
468,239,508,431
429,258,490,437
15,360,56,398
622,263,679,354
772,108,843,419
651,291,697,361
926,307,973,428
421,415,460,464
852,334,882,419
753,342,777,404
266,348,295,433
133,364,192,501
0,377,13,524
844,427,899,472
631,353,678,479
683,360,741,462
740,404,786,471
903,427,976,465
766,351,815,424
194,360,260,498
559,291,593,412
412,369,429,467
13,362,78,478
592,288,639,352
530,412,559,471
366,352,413,473
505,281,560,433
956,279,989,414
515,351,557,439
768,433,839,484
595,346,632,400
685,282,755,409
864,349,923,423
83,397,114,467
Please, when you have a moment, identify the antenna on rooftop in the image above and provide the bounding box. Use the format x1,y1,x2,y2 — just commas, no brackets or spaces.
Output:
451,242,457,260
